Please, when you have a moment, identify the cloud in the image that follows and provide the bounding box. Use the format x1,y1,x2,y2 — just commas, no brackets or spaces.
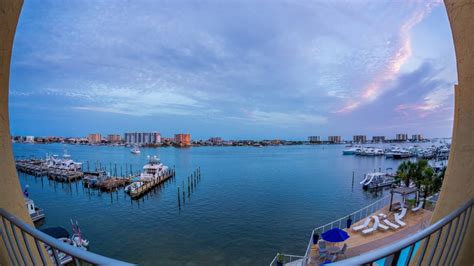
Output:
338,1,443,113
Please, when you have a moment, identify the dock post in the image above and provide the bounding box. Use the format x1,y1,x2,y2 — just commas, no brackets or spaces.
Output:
352,171,355,188
177,186,181,207
182,181,185,203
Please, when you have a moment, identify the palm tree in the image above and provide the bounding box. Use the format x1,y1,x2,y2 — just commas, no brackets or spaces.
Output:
396,161,415,187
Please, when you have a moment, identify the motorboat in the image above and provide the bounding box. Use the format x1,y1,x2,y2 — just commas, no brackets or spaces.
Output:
25,197,45,222
139,155,169,182
360,172,396,190
40,225,89,265
130,146,141,154
124,181,145,193
343,146,362,155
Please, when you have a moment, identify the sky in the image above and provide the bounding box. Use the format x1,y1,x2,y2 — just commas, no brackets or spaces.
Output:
9,0,457,140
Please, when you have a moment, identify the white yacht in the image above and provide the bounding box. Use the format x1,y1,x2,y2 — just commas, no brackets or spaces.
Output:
45,151,82,171
139,155,169,181
343,146,362,155
126,156,169,193
130,146,141,154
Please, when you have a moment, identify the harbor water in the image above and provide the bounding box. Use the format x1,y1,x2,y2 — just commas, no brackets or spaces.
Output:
14,143,408,265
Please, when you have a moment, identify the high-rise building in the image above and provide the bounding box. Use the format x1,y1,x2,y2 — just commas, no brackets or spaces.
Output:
353,135,367,143
88,133,102,144
328,136,342,143
174,134,191,146
396,134,408,142
107,134,121,143
308,136,321,143
411,134,424,141
124,132,161,145
372,136,386,143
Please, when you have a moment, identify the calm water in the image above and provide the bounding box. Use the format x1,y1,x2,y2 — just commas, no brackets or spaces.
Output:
14,143,405,265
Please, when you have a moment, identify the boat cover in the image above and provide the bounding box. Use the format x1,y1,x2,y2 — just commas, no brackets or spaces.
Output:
40,227,70,239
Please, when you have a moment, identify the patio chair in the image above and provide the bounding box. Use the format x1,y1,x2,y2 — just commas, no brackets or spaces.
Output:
362,216,379,234
383,219,400,229
335,243,348,258
352,217,371,231
412,201,423,212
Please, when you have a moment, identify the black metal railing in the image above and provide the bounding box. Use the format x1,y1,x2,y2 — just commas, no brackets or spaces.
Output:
0,208,133,265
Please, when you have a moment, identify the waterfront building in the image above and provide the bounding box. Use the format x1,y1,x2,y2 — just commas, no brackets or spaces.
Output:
124,132,161,145
353,135,367,143
208,137,223,145
411,134,424,141
107,134,121,143
87,133,102,144
175,133,191,146
328,135,342,143
372,136,385,143
308,136,321,143
395,133,408,142
25,136,34,143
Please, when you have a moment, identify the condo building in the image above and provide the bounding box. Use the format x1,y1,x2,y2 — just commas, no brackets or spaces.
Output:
396,133,408,141
328,135,342,143
372,136,385,143
107,134,122,143
175,134,191,146
308,136,321,143
353,135,367,143
411,134,424,141
124,132,161,144
87,133,102,144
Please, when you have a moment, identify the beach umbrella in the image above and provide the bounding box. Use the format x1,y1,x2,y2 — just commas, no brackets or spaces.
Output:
321,228,350,243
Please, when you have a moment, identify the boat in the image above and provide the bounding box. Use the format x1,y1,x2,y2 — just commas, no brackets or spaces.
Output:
125,156,169,194
130,146,141,154
124,181,144,193
360,172,396,190
83,170,109,188
25,197,45,222
44,151,83,172
40,224,89,265
139,155,169,181
343,146,362,155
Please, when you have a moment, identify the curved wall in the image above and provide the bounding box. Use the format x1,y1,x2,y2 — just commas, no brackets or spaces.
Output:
0,0,472,264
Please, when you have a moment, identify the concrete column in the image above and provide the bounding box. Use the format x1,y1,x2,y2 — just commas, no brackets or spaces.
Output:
426,1,474,265
0,1,40,265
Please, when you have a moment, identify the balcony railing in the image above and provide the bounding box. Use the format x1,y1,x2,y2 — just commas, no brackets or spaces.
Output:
270,195,391,266
332,197,473,265
0,208,133,265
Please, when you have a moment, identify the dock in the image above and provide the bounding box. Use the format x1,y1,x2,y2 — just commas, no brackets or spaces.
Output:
47,169,83,182
97,178,131,191
129,169,176,199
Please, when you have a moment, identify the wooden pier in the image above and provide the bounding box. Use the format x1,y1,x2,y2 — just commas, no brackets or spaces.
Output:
129,169,176,199
97,178,131,192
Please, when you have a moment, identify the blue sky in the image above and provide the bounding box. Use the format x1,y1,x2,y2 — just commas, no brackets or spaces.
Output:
9,0,456,140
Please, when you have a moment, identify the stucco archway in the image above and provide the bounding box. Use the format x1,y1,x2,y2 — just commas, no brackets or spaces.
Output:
0,0,473,264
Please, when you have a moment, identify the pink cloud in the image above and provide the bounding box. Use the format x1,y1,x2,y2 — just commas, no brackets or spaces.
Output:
337,1,442,113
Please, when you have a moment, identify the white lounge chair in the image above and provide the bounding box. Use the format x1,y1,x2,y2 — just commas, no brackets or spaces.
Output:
383,219,400,229
394,207,407,227
378,213,387,218
352,217,371,231
362,216,379,234
372,215,389,230
395,216,406,227
412,201,423,212
395,207,407,220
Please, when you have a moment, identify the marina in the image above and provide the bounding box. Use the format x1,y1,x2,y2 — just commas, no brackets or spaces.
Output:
12,142,444,265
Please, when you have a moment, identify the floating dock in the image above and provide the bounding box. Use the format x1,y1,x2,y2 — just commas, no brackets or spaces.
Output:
129,169,176,199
